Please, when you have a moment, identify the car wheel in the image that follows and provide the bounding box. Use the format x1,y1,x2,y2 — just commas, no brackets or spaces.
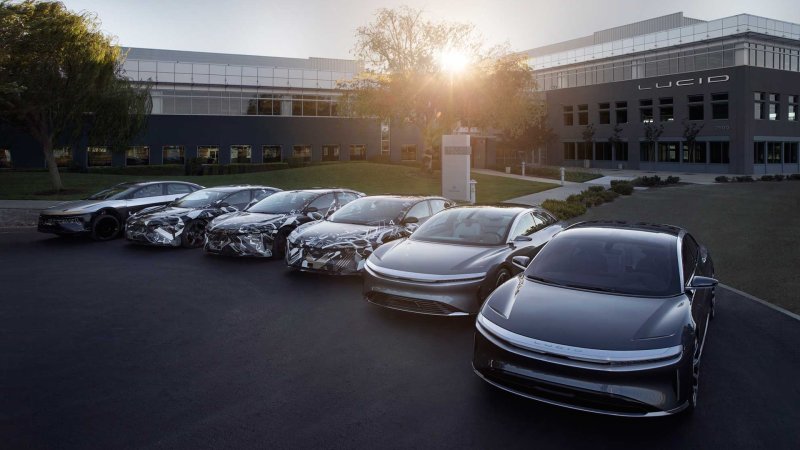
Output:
687,337,701,413
272,228,290,259
181,220,207,249
91,212,120,241
495,267,512,288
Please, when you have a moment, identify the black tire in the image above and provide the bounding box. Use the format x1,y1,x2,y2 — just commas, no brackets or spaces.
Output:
272,228,291,259
494,267,512,289
180,220,207,249
90,212,120,241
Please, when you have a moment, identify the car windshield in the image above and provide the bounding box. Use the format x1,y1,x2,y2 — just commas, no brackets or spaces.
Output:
328,197,414,225
409,208,515,246
173,189,230,208
525,229,681,297
86,184,135,200
247,191,317,214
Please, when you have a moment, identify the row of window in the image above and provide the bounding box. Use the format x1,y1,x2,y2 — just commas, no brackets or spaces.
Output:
753,141,800,164
563,141,732,164
563,93,729,126
754,93,799,120
152,92,341,116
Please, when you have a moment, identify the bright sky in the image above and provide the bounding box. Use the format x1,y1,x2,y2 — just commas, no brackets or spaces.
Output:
61,0,800,60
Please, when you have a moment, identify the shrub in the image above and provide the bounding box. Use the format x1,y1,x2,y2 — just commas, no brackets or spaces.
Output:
200,162,289,175
715,175,729,183
760,174,775,181
587,185,605,193
600,190,620,202
789,174,800,181
634,175,662,187
773,174,785,181
610,180,634,195
734,175,754,182
87,164,185,175
541,199,587,220
666,176,680,184
367,154,391,164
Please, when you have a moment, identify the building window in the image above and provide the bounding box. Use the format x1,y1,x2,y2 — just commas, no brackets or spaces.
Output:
126,146,150,166
0,149,11,168
683,142,706,163
563,142,576,160
381,121,390,155
231,145,252,163
163,145,185,164
576,142,591,160
255,94,281,115
54,147,72,167
197,146,219,164
788,95,798,121
658,98,674,122
768,93,780,120
657,142,680,163
577,104,588,125
753,142,766,164
639,142,654,162
263,145,281,163
688,94,704,121
401,144,417,161
711,93,729,120
639,99,653,123
785,142,799,163
615,101,627,124
349,144,367,160
754,92,766,120
321,145,340,161
598,103,610,125
563,105,574,126
614,142,628,161
594,142,612,160
292,145,312,163
87,147,111,167
767,142,782,164
710,142,730,164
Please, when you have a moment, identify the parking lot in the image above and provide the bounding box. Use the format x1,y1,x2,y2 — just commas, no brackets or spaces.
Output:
1,231,798,449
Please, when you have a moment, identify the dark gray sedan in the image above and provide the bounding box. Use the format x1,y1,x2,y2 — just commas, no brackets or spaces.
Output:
363,206,562,316
473,221,717,416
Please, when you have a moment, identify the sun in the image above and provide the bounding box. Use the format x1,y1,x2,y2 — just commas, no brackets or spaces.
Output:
438,49,470,74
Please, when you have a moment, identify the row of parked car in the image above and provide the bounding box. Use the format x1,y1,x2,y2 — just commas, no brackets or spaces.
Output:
37,180,718,417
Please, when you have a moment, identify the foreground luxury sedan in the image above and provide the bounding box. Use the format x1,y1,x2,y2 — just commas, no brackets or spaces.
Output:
473,221,717,416
204,188,363,257
125,185,280,248
286,195,453,275
363,205,562,315
38,181,203,240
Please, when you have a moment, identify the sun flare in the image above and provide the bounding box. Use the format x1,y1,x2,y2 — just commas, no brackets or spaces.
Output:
438,49,470,74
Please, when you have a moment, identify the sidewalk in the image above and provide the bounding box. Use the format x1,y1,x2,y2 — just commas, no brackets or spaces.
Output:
0,200,59,229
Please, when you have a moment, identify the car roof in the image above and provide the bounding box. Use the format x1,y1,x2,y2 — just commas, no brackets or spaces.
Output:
202,185,281,192
115,181,202,188
567,220,685,237
444,204,536,216
359,195,447,201
281,188,362,195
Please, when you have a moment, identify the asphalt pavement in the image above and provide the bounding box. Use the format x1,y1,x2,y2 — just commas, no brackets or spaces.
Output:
0,231,798,449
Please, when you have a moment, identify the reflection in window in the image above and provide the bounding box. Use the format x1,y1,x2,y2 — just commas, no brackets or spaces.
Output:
321,145,340,161
788,95,798,121
563,105,573,126
658,142,680,163
86,147,111,167
0,149,11,168
563,142,576,160
197,146,219,164
767,142,782,164
753,142,766,164
615,102,627,124
577,104,588,126
54,147,72,167
401,144,417,161
263,145,282,163
594,142,612,160
163,145,185,164
598,103,610,125
683,142,706,163
614,142,628,161
688,94,704,121
292,145,312,163
349,144,367,161
231,145,252,163
126,146,150,166
658,98,673,122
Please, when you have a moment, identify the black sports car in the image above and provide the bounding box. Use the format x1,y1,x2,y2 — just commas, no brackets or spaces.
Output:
38,181,203,241
125,185,280,248
363,205,561,315
204,189,364,257
285,195,453,275
473,221,717,416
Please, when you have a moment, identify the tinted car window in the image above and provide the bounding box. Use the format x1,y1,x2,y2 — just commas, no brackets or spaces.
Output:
526,230,681,297
248,191,318,214
336,191,361,206
328,197,414,225
252,189,274,202
682,235,699,282
224,191,252,209
405,201,431,221
308,193,336,215
174,190,230,208
87,184,135,200
132,184,163,199
167,183,193,195
510,213,538,237
429,199,449,215
534,211,556,226
410,208,517,246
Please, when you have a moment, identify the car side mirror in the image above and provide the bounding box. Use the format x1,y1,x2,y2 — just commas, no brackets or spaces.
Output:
687,276,718,290
305,206,319,213
308,211,324,221
215,201,230,208
513,235,533,242
403,216,419,224
512,256,531,271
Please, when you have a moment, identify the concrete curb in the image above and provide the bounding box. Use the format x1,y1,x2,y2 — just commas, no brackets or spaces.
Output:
720,283,800,322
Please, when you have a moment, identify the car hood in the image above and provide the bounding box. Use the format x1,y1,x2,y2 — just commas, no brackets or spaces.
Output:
369,239,508,276
208,211,299,233
481,279,688,351
42,199,118,214
291,221,401,248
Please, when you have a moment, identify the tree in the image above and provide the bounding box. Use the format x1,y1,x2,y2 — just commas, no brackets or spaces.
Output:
340,6,541,151
581,123,595,160
608,124,624,160
642,122,664,163
682,119,704,163
0,1,151,191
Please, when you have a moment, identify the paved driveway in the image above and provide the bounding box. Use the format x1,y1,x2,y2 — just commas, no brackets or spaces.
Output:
1,232,798,449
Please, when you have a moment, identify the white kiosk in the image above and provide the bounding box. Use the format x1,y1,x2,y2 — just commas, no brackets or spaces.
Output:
441,134,472,202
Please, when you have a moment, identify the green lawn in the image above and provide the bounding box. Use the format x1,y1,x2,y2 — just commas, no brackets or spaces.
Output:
0,162,555,204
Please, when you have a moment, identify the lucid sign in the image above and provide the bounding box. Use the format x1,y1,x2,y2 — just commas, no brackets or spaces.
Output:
638,75,729,90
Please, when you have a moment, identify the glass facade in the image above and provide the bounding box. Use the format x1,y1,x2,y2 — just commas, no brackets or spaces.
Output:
127,146,150,165
163,145,185,164
263,145,281,162
349,144,367,161
292,145,312,163
197,146,219,163
230,145,252,163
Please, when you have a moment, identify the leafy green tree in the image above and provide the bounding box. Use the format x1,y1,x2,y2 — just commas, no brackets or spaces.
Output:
0,1,150,191
339,6,541,151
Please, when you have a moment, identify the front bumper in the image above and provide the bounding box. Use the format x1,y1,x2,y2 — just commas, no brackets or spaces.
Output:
125,219,183,247
37,215,91,235
285,241,367,275
472,317,690,417
204,230,274,257
363,263,485,316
